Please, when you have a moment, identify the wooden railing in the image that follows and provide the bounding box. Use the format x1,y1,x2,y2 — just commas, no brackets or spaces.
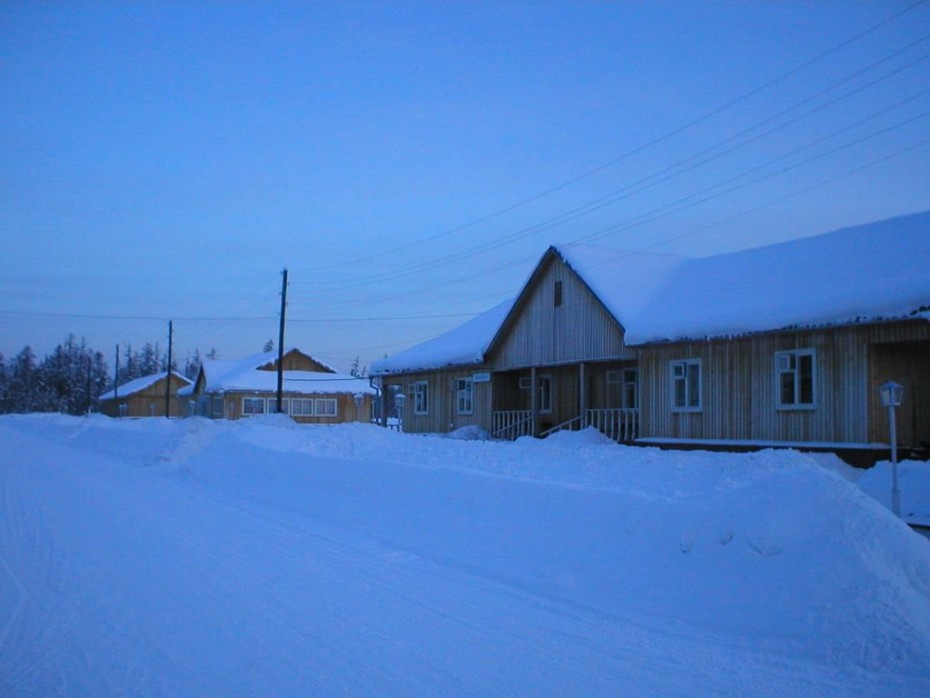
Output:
586,408,638,442
492,410,534,440
539,415,583,438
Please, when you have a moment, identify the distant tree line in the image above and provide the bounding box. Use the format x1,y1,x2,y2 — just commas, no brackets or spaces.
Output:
0,335,208,416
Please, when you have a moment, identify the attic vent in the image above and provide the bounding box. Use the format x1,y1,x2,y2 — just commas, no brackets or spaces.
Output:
554,280,563,307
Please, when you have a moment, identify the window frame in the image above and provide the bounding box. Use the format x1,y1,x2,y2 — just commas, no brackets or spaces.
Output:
670,359,702,412
775,348,817,410
242,396,266,416
413,381,429,415
290,398,315,417
607,368,639,409
268,398,290,415
315,398,338,417
455,377,474,415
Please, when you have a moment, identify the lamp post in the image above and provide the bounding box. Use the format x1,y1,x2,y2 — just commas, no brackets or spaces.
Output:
879,380,904,518
353,392,363,422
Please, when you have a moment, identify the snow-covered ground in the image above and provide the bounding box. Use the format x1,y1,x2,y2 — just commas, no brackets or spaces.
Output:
2,414,929,697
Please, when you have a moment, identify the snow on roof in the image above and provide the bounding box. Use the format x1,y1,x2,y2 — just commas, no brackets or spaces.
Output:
370,211,930,372
98,371,191,401
371,299,514,375
554,243,690,328
211,369,376,395
187,348,374,396
622,210,930,343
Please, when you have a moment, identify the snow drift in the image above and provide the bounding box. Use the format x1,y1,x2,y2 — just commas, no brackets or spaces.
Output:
2,414,929,696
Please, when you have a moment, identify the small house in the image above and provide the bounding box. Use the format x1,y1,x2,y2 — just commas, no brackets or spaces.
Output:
183,348,375,423
98,371,193,418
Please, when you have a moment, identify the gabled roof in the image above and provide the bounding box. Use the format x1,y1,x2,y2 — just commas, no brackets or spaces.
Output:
371,299,513,375
184,348,374,396
370,210,930,373
98,371,191,401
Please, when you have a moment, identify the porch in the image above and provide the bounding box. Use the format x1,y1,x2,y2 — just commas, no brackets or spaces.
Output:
490,362,640,443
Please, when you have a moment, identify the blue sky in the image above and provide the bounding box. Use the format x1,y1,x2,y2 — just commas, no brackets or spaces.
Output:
1,1,928,373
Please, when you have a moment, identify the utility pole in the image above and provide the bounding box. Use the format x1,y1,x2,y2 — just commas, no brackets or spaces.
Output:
114,344,120,403
165,321,173,418
276,268,288,414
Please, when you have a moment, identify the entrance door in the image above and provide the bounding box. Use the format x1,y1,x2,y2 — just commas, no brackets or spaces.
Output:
870,341,930,448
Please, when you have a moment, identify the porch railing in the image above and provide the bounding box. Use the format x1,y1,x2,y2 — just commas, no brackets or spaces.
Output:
492,410,534,440
539,415,583,438
586,408,639,442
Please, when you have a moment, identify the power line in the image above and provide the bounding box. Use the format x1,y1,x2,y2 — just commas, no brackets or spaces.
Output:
0,308,487,323
291,0,928,277
297,40,930,294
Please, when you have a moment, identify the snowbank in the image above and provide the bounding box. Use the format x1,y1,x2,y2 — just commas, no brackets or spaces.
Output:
2,414,929,697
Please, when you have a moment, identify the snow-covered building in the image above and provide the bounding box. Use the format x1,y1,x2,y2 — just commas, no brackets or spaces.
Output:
372,211,930,464
98,371,193,418
183,348,376,423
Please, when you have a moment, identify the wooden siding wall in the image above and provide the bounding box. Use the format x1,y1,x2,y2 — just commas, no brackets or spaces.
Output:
385,368,495,434
639,321,930,445
100,376,190,417
869,340,930,446
218,392,371,423
493,256,632,370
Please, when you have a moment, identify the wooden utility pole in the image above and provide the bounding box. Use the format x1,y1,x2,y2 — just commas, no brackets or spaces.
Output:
276,268,288,414
114,344,120,403
165,321,173,418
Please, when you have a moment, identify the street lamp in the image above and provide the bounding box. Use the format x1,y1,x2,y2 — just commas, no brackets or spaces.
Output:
353,392,363,422
879,380,904,518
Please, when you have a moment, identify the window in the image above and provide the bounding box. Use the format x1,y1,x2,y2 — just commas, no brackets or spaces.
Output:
607,369,639,408
455,378,473,415
291,398,315,416
554,280,563,307
518,376,532,390
413,381,429,415
538,375,552,413
268,399,289,414
242,397,266,416
776,349,815,408
212,396,223,418
670,359,701,411
315,398,337,417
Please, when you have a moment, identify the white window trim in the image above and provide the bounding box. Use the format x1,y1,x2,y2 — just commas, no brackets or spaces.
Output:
291,398,315,416
413,381,429,415
670,359,702,413
775,348,817,410
455,377,474,415
315,398,338,417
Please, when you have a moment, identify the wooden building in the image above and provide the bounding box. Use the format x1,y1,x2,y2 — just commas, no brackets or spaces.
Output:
182,348,375,424
372,212,930,464
98,371,193,418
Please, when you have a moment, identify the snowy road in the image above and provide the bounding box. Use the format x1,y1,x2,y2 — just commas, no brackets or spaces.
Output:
2,415,929,696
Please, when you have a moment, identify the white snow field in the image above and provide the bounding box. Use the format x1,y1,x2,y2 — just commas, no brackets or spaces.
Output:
2,415,929,697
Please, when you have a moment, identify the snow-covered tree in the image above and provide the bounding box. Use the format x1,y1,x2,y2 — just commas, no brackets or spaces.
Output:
0,352,8,413
7,346,39,413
